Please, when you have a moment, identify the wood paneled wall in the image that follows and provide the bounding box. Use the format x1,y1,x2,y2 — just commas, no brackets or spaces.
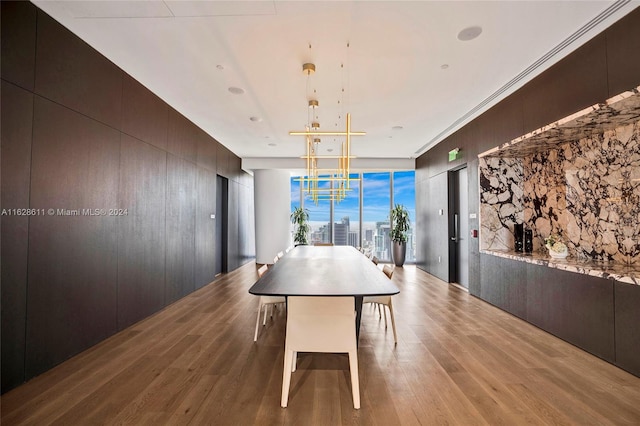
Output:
1,2,255,393
415,7,640,290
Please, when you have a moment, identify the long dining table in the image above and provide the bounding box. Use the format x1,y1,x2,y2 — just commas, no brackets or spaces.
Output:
248,245,400,340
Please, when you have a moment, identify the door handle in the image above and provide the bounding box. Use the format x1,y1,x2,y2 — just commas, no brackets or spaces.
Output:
451,214,459,242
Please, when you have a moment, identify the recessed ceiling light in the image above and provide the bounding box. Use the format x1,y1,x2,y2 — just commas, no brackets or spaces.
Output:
216,64,224,70
441,64,449,70
268,143,277,147
327,148,333,152
228,87,244,95
249,116,262,122
457,26,482,41
392,126,403,131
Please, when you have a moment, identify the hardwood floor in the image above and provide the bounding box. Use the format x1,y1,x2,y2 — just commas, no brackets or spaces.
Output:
2,263,640,425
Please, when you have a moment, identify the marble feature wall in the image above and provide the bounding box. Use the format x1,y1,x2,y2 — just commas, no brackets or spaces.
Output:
524,121,640,263
479,157,523,250
480,121,640,264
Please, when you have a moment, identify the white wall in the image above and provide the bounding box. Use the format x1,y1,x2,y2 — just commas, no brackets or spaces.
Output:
254,169,292,264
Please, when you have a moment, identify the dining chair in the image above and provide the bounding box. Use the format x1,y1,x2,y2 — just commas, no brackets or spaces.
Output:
281,296,360,409
363,265,397,343
371,256,379,265
314,242,334,246
253,264,286,342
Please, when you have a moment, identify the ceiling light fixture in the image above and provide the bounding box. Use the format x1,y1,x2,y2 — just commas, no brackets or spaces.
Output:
228,86,244,95
302,63,316,75
290,51,365,204
457,26,482,41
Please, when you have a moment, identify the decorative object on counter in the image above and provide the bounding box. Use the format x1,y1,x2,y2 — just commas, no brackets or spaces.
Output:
545,234,568,259
514,224,524,252
290,206,310,246
524,228,533,253
390,204,411,266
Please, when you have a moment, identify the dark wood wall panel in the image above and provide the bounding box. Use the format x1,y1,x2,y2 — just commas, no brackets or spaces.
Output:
195,168,217,288
605,7,640,96
425,172,449,281
473,92,524,154
1,2,256,393
229,155,242,183
466,158,481,297
521,34,608,134
1,1,37,91
1,81,34,391
121,75,168,150
479,254,527,319
117,135,167,329
26,97,120,378
227,180,240,271
216,144,230,178
165,155,196,304
167,108,198,163
34,11,123,129
614,282,640,376
197,131,218,172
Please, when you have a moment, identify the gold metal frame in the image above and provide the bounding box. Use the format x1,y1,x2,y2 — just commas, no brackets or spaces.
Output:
290,113,365,204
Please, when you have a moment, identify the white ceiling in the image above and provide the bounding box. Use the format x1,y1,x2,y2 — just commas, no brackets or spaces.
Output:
33,1,639,167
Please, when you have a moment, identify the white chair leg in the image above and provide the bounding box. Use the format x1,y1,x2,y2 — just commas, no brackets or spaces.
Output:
281,349,293,407
348,350,360,409
254,301,263,342
382,305,388,329
292,351,297,372
263,303,268,325
388,300,398,344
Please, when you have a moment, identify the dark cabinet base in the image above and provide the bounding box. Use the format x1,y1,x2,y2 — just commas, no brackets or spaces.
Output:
480,254,638,377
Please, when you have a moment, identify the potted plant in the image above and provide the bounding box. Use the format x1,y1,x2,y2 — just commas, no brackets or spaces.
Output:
544,233,568,259
290,206,310,246
390,204,411,266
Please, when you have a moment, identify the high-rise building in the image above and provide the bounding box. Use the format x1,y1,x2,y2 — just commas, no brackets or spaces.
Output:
334,222,348,245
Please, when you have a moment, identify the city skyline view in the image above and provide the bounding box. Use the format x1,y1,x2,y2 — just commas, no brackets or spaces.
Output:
291,171,416,262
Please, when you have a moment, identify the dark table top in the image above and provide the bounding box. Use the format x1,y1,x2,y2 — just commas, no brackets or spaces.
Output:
249,246,400,297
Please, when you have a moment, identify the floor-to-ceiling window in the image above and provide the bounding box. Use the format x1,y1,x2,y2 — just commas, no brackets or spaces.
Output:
363,172,391,261
393,170,416,262
291,170,415,262
333,173,360,247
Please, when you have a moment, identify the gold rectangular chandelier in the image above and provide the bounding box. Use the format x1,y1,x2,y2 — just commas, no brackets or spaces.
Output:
290,113,365,204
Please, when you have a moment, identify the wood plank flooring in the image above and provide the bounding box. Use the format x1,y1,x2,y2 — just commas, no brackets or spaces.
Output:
2,263,640,425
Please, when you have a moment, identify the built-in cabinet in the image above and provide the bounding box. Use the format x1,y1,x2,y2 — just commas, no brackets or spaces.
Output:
480,254,639,376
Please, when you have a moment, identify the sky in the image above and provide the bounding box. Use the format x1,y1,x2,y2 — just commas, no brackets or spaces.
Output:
291,171,415,225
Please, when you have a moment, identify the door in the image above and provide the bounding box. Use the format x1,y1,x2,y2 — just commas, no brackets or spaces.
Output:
215,175,228,276
449,167,469,288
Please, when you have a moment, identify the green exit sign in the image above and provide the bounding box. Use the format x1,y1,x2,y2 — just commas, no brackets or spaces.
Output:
448,148,460,162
